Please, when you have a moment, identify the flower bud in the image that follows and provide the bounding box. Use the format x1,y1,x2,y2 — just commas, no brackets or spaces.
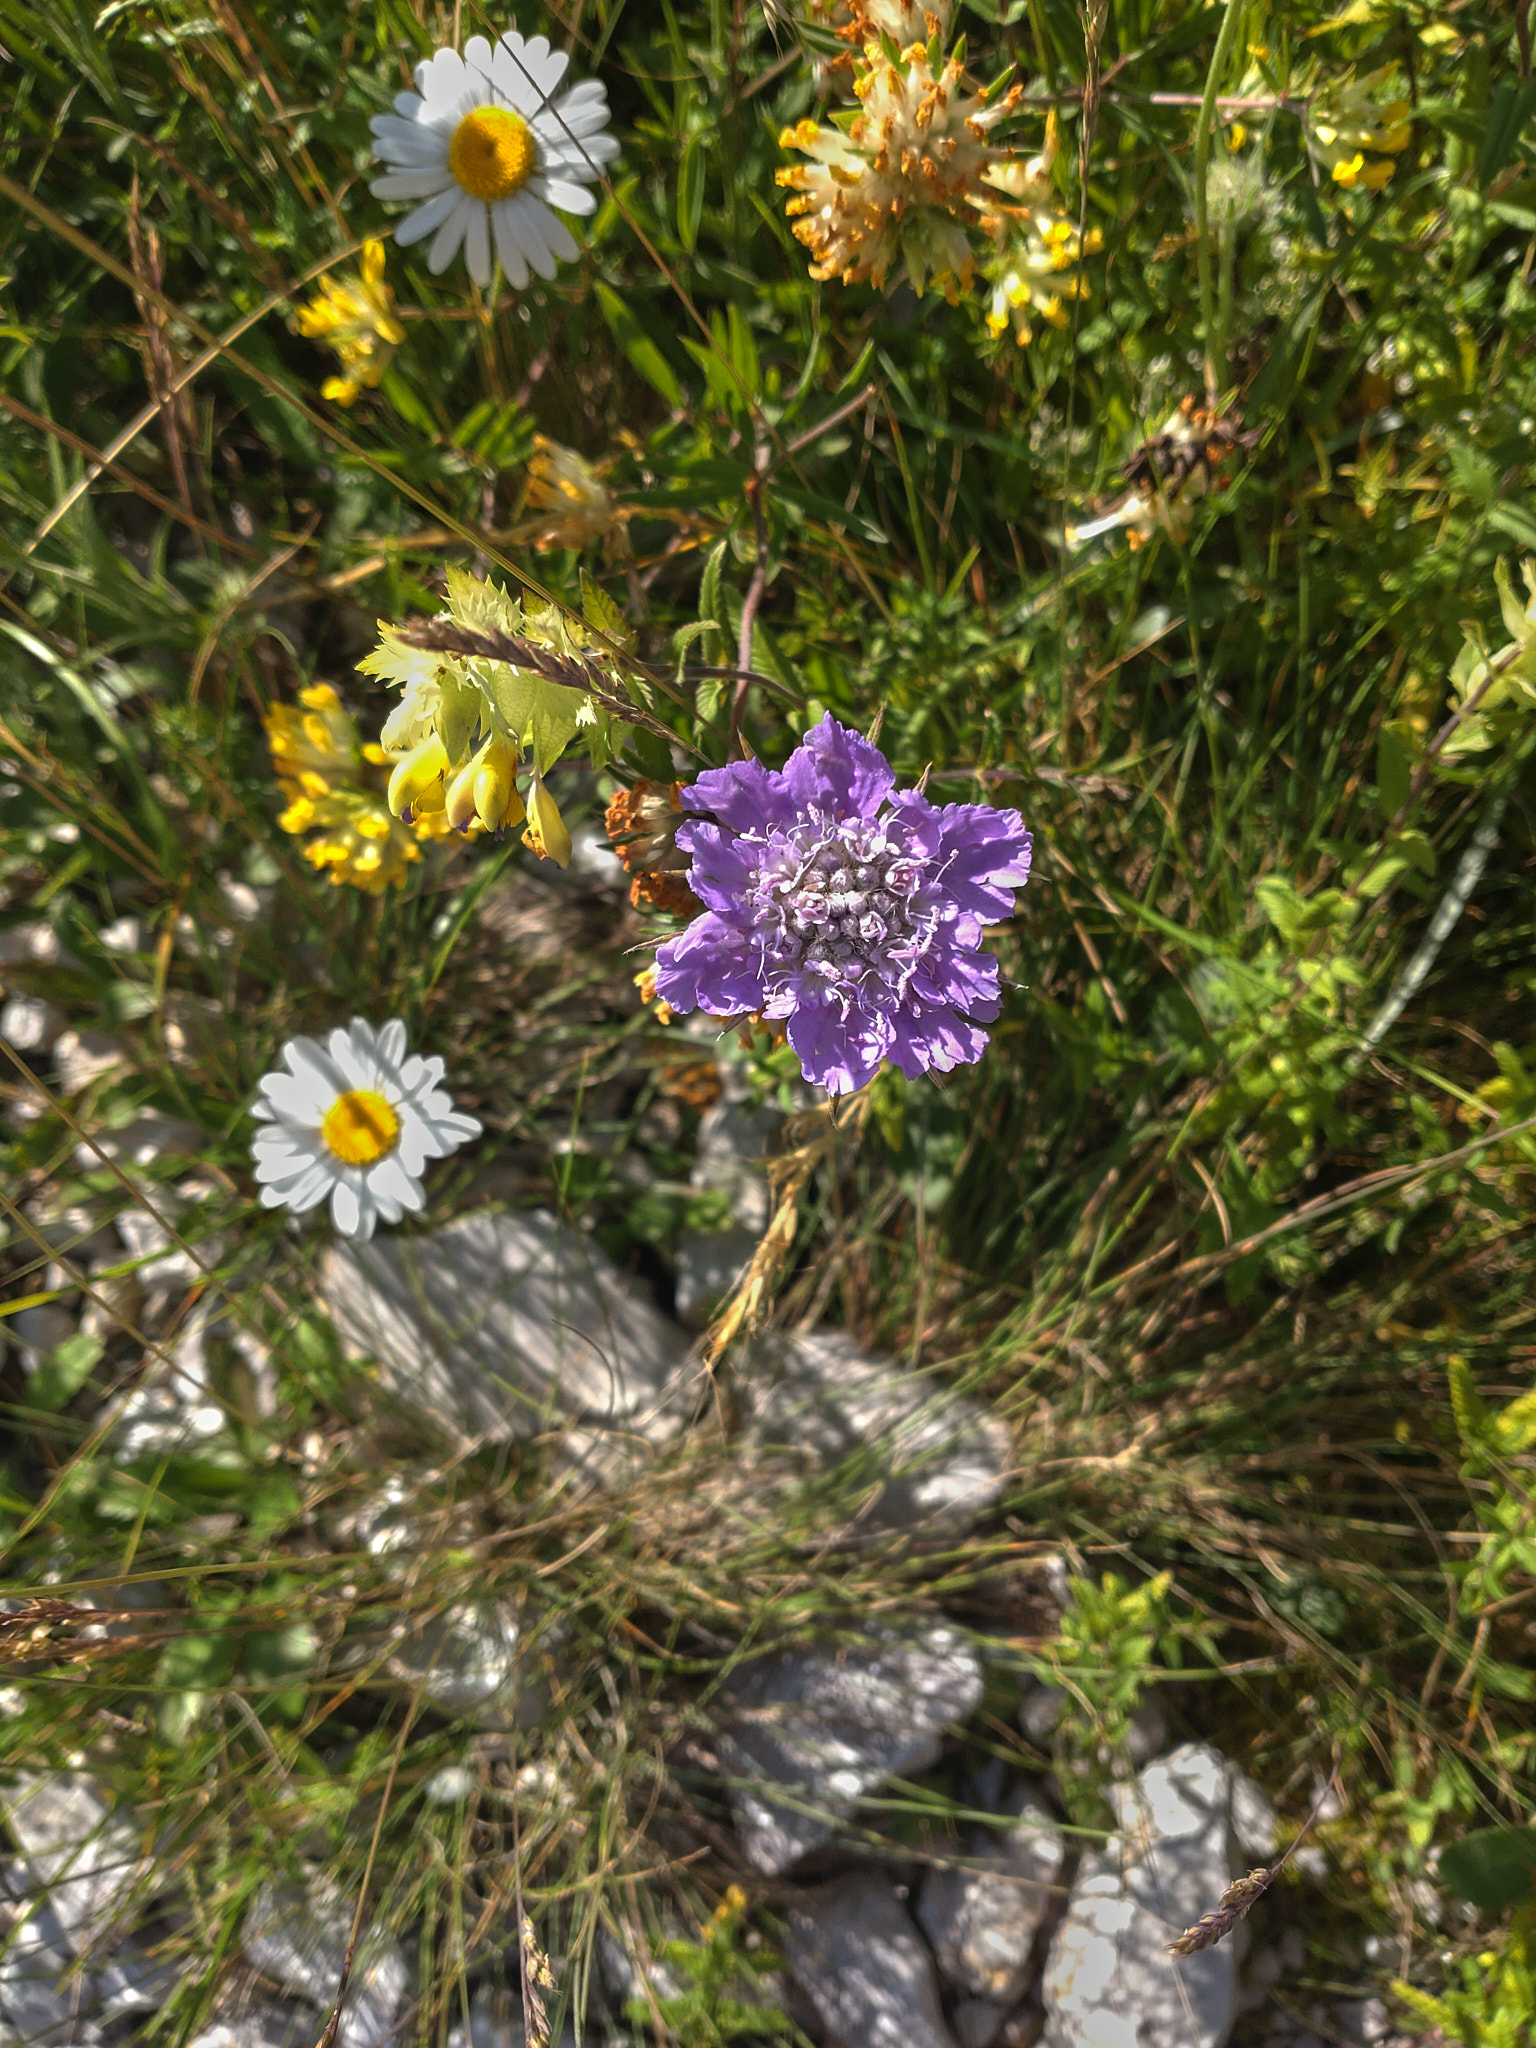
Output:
522,774,571,867
444,752,481,832
387,735,449,818
473,737,524,831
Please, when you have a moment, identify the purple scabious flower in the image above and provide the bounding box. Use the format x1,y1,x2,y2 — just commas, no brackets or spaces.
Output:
653,715,1033,1095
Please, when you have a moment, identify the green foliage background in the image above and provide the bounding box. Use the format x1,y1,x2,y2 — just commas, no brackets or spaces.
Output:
2,0,1536,2040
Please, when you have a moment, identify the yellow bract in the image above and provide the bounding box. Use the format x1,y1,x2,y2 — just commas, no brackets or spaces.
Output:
321,1088,400,1165
449,106,537,202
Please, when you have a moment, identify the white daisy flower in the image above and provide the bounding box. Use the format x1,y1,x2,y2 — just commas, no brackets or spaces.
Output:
369,28,619,290
251,1018,481,1241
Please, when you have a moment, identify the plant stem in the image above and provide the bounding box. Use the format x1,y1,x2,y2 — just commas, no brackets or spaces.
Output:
1194,0,1247,400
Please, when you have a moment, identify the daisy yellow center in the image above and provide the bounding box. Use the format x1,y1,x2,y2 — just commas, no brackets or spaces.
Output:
448,106,537,202
321,1088,400,1166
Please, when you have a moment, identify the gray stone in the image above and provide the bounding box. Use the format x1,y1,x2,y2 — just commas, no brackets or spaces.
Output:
739,1328,1012,1533
445,1982,578,2048
0,997,63,1054
1018,1685,1067,1747
320,1209,696,1480
917,1795,1065,2003
51,1032,129,1095
1041,1743,1254,2048
187,2011,313,2048
1330,2000,1392,2045
713,1623,984,1874
243,1881,407,2048
954,2001,1010,2048
674,1225,762,1332
0,1774,144,1951
787,1874,958,2048
1123,1699,1169,1767
0,1876,96,2046
674,1088,779,1329
386,1600,546,1728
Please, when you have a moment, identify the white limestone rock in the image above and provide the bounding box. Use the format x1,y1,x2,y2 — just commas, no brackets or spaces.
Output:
713,1623,984,1874
787,1873,959,2048
243,1881,407,2048
917,1793,1066,2004
0,1773,144,1951
385,1600,547,1728
739,1328,1012,1533
1041,1742,1269,2048
319,1209,696,1481
0,996,64,1054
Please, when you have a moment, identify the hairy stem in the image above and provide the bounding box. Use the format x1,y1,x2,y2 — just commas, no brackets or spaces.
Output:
1194,0,1248,399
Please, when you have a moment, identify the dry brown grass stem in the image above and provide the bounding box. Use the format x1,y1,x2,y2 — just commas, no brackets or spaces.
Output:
701,1088,873,1367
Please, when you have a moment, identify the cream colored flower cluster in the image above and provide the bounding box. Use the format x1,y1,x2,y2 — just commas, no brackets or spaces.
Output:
776,5,1022,300
777,6,1098,337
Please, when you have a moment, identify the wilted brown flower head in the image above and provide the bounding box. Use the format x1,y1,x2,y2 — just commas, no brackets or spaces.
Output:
605,779,700,917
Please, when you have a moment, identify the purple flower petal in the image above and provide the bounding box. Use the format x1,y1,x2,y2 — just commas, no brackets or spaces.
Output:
781,712,895,822
655,718,1031,1094
654,913,766,1017
786,998,892,1095
684,756,799,832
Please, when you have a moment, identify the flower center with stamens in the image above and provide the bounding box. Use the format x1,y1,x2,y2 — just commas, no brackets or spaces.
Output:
321,1089,400,1165
749,812,939,1004
448,106,538,202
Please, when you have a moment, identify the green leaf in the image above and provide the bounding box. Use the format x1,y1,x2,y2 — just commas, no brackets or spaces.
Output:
1477,81,1536,188
676,132,706,251
595,284,683,408
580,568,632,651
28,1333,104,1413
1439,1825,1536,1912
1377,719,1414,820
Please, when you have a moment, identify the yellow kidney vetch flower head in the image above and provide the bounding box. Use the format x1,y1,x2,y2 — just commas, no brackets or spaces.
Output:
361,568,635,868
264,684,436,894
977,115,1101,346
776,35,1022,299
512,437,625,553
294,242,405,405
1307,69,1412,193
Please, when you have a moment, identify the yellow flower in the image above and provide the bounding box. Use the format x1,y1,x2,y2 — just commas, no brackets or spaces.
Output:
979,121,1099,346
522,773,572,867
264,684,427,894
295,241,405,407
361,568,633,872
777,40,1021,297
512,437,624,553
1308,71,1411,194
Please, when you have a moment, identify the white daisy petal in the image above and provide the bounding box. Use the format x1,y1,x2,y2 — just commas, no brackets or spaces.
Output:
493,205,531,289
427,197,475,274
250,1017,477,1240
368,1154,425,1214
464,206,492,289
461,34,495,91
331,1177,363,1238
516,194,572,277
371,28,614,286
393,185,466,249
415,46,467,107
372,168,457,201
370,113,449,157
493,31,569,111
535,176,598,218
